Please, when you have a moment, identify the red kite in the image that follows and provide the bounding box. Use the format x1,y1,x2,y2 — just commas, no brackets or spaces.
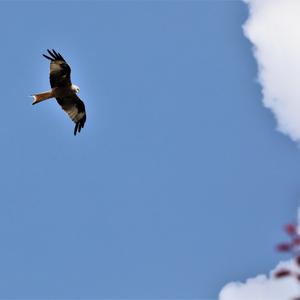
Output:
32,49,86,135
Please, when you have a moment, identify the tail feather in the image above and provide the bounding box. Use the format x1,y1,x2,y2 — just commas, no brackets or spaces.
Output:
32,90,53,105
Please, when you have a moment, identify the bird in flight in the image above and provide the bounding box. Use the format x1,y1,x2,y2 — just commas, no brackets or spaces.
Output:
32,49,86,135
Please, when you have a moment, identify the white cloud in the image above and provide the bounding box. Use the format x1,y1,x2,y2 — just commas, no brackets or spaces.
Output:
219,260,300,300
243,0,300,142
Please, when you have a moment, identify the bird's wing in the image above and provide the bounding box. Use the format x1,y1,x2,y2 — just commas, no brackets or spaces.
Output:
56,94,87,135
43,49,72,88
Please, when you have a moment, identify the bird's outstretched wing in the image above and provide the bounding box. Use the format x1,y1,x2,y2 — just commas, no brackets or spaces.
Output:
56,94,87,135
43,49,72,88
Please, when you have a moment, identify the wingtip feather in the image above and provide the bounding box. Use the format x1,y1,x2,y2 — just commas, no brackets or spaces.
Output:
42,54,54,61
74,123,79,136
43,49,65,62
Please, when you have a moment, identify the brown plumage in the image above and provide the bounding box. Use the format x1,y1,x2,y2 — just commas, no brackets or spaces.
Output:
32,49,86,135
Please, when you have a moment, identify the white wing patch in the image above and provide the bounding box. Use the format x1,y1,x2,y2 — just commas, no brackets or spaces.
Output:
65,106,84,123
55,94,86,135
50,62,63,72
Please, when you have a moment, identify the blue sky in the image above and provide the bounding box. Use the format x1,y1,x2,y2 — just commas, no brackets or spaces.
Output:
0,1,299,299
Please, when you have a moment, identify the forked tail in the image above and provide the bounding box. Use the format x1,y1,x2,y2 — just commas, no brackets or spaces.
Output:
32,90,54,105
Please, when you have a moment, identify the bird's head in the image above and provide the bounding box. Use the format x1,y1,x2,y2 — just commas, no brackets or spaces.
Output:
72,84,80,93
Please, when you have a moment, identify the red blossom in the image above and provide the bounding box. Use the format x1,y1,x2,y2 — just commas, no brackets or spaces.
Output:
293,237,300,246
276,220,300,299
295,255,300,267
274,269,291,278
277,243,292,252
285,224,297,235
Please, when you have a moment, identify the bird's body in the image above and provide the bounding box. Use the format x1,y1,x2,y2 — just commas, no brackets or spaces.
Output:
32,49,86,135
